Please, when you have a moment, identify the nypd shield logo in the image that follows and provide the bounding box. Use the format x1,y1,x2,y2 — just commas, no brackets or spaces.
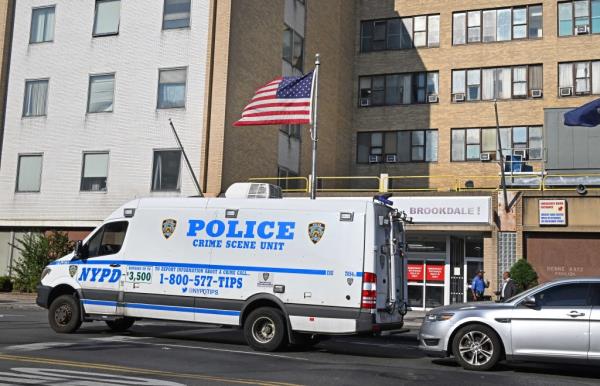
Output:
262,273,270,281
162,219,177,239
308,222,325,244
69,265,78,278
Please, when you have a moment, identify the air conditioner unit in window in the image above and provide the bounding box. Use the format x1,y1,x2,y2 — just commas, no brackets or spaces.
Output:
427,94,439,103
452,93,465,102
480,152,492,162
559,87,573,97
575,24,590,35
531,89,543,98
368,155,382,164
513,149,528,160
385,154,398,163
360,98,371,107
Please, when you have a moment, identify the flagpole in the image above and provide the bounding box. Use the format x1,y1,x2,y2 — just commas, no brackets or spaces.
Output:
310,53,320,200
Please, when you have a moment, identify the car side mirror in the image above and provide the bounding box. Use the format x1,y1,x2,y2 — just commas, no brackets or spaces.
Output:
522,295,537,308
73,240,88,260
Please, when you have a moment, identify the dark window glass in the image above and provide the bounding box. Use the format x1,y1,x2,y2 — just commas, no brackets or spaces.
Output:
591,284,600,305
87,221,129,258
425,286,444,308
534,283,590,307
408,285,423,307
152,150,181,191
466,238,484,257
357,132,370,163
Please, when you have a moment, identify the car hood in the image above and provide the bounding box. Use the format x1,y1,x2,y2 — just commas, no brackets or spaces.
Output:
427,301,512,314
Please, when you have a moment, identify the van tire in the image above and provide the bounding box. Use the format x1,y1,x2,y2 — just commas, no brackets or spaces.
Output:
244,307,287,352
48,294,82,334
106,317,135,332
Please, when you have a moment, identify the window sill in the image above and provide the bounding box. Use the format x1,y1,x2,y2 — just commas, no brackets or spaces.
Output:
360,45,440,54
358,102,437,108
15,191,41,194
79,190,108,194
86,110,114,115
156,106,186,111
162,26,191,31
92,32,119,38
559,93,599,98
29,40,54,45
451,37,543,47
450,98,543,104
22,114,47,119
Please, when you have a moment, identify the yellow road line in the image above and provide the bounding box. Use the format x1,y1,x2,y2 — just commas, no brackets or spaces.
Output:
0,353,302,386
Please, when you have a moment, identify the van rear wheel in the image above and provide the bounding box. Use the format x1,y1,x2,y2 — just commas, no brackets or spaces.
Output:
244,307,287,352
48,294,82,334
106,317,135,332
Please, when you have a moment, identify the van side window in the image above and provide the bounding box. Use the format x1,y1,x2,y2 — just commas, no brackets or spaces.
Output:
87,221,129,258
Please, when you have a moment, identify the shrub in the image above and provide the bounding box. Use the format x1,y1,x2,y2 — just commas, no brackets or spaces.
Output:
12,231,74,293
510,259,539,293
0,276,13,292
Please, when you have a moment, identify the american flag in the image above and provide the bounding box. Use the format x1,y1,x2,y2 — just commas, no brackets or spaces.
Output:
234,71,314,126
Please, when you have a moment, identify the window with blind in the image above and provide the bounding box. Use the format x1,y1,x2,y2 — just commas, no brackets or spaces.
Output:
359,72,439,106
16,154,43,192
163,0,191,29
93,0,120,36
157,68,187,108
30,6,55,43
453,4,543,44
88,74,115,113
558,60,600,95
23,79,49,117
81,152,109,192
452,64,543,101
451,126,543,161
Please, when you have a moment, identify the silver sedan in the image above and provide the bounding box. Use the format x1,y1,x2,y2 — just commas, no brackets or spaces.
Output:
418,277,600,371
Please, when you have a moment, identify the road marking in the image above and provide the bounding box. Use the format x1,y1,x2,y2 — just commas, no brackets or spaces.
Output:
4,342,75,352
0,354,301,386
90,336,310,361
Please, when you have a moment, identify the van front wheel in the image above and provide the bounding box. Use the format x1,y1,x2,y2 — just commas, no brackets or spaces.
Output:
106,317,135,332
48,294,82,334
244,307,287,352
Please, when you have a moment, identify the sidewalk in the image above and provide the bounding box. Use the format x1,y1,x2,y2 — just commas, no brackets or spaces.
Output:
0,291,38,309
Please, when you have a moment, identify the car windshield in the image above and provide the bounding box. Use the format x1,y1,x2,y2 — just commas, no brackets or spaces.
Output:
503,282,544,303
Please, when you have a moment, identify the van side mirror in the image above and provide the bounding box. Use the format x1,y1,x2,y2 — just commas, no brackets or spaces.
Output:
522,295,537,308
73,240,88,260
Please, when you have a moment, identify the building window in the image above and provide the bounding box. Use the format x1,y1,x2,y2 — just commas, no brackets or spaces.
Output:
283,25,303,72
152,150,181,191
558,60,600,96
163,0,191,29
357,130,438,164
157,68,187,109
361,14,440,52
23,79,49,117
559,0,600,36
359,72,439,106
87,74,115,113
453,4,543,44
16,154,43,192
451,126,543,162
81,152,109,192
280,124,301,139
93,0,120,37
452,64,542,101
30,6,55,43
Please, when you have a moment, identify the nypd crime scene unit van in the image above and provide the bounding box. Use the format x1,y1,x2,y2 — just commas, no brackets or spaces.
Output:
36,183,409,351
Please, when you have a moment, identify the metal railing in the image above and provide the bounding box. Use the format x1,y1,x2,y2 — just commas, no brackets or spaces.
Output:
248,177,309,193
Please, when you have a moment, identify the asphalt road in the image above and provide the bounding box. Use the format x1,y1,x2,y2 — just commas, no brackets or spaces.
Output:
1,308,600,386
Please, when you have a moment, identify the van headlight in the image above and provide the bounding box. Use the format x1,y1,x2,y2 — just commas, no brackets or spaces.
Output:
40,267,51,281
425,313,454,322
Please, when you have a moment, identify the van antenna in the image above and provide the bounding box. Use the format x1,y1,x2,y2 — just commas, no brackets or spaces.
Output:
168,118,203,197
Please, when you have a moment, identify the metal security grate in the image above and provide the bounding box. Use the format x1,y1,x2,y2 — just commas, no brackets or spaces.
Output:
497,232,517,287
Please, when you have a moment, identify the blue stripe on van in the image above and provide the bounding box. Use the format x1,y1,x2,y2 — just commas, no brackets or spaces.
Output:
82,299,240,316
54,259,328,276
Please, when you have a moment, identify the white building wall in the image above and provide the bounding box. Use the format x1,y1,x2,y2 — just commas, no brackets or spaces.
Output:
0,0,210,227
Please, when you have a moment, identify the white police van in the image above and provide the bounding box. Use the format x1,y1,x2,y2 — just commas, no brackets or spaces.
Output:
37,184,408,351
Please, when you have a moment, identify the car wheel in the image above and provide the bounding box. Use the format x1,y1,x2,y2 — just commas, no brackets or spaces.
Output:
48,294,82,334
244,307,287,352
106,317,135,332
452,324,502,371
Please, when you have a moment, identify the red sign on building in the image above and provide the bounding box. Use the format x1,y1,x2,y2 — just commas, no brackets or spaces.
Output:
426,264,445,282
407,263,424,281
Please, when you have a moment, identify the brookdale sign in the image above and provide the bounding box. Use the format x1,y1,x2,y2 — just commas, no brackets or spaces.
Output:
392,196,491,224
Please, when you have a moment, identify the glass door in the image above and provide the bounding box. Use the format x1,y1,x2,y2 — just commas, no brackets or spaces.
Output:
406,259,446,309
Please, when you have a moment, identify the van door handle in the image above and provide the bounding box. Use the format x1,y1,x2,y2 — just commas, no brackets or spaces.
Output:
567,311,585,317
109,264,121,268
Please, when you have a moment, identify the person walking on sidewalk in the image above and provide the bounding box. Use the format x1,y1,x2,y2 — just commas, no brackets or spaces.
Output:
499,271,517,301
471,270,489,301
